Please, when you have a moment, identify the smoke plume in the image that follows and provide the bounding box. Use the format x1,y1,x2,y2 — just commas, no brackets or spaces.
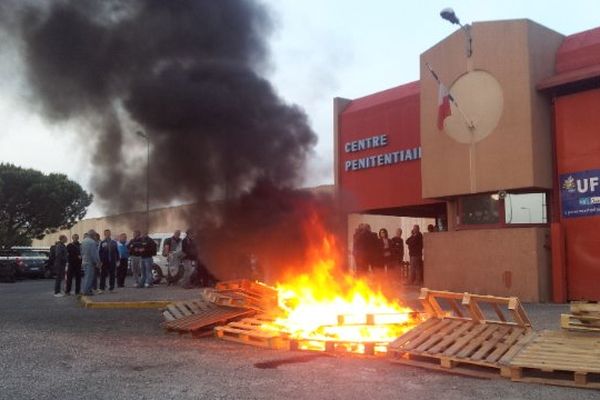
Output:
2,0,317,212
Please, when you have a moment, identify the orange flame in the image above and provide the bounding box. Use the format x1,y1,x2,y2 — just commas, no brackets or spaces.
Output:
261,215,420,353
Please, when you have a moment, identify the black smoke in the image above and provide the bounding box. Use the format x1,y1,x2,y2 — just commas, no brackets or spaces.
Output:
2,0,317,212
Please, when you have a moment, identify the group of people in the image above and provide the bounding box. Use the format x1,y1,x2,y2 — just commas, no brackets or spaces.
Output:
51,229,158,297
161,229,214,288
352,223,424,285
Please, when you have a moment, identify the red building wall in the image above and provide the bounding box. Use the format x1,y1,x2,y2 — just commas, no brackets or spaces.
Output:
338,82,429,212
555,88,600,300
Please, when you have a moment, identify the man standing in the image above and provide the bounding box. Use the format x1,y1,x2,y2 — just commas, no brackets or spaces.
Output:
406,225,424,285
53,235,68,297
139,233,157,288
116,233,129,288
127,230,143,287
98,229,119,293
65,234,82,296
163,230,183,285
81,231,100,296
181,229,198,288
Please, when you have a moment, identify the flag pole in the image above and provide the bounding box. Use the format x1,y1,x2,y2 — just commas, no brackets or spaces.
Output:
425,62,474,129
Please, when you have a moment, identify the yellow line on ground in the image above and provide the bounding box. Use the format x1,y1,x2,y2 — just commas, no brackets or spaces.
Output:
80,296,173,309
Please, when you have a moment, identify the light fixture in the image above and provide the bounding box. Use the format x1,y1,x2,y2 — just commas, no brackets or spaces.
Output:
439,7,472,58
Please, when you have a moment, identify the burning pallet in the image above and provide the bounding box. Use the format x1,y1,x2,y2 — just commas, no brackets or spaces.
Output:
561,302,600,333
214,315,290,350
508,330,600,389
214,311,422,356
389,288,534,379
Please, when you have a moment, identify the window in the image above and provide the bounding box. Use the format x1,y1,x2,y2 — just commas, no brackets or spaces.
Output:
504,193,547,224
459,194,500,226
457,192,549,228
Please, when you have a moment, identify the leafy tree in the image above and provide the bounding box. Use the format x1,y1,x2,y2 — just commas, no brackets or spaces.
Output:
0,163,93,248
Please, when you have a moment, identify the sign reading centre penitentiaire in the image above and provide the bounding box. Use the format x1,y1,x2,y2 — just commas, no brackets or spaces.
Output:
343,134,421,172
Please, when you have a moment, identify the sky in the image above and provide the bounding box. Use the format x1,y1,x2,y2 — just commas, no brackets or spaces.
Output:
0,0,598,217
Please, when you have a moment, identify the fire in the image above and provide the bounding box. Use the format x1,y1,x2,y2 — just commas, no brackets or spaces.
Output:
260,216,421,354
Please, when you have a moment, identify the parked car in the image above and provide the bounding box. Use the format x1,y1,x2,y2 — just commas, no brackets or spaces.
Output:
0,251,17,282
12,246,54,278
0,248,48,279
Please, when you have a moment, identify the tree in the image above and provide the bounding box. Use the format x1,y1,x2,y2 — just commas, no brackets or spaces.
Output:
0,163,93,248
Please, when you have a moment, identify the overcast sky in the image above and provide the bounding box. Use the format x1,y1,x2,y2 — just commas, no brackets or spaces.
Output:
0,0,598,217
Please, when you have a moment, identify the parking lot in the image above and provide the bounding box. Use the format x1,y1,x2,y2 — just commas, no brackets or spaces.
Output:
0,279,597,400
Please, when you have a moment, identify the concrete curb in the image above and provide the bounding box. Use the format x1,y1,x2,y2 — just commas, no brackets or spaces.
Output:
79,295,173,309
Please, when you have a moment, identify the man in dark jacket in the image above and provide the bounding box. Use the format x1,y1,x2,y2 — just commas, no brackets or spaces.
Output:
65,234,82,295
139,233,157,288
181,229,198,288
53,235,68,297
127,230,143,287
406,225,424,285
391,228,406,280
98,229,120,293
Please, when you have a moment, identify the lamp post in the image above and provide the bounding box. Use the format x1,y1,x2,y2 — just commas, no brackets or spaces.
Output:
136,131,150,233
440,7,472,57
520,206,532,223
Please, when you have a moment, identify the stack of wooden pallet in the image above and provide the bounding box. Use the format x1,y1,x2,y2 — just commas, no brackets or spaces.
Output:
561,301,600,333
206,279,279,312
161,279,278,336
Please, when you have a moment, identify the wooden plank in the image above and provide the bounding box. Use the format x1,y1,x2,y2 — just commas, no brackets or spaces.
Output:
442,324,489,357
427,321,476,354
491,303,507,322
462,293,485,323
389,318,441,350
485,327,527,363
403,319,457,351
456,325,500,359
415,320,464,352
447,298,465,318
571,303,600,314
166,304,186,319
470,326,511,361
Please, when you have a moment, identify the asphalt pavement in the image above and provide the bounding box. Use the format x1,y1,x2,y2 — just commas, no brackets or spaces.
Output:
0,279,596,400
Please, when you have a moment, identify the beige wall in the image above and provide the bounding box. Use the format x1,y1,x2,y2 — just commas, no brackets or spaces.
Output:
420,19,564,198
423,227,551,302
32,203,205,247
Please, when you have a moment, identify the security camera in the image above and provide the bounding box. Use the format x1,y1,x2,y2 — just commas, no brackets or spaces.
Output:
498,190,507,199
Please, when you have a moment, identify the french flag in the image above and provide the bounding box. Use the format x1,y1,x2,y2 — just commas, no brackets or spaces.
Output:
437,83,452,130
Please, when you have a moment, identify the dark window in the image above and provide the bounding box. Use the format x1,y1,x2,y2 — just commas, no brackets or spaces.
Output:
459,194,500,226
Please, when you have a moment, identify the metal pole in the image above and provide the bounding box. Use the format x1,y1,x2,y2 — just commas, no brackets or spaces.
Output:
136,131,150,233
146,137,150,233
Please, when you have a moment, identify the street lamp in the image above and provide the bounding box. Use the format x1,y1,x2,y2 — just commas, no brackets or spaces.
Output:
440,7,472,57
520,206,532,223
136,130,150,233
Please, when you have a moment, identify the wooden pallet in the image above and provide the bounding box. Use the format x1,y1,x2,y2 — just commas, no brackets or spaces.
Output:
419,288,531,327
389,317,534,378
289,338,390,357
203,280,279,312
508,330,600,389
162,299,254,336
214,316,290,350
561,302,600,333
335,312,424,326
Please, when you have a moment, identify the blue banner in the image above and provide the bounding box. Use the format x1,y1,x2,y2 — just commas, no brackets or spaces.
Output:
560,169,600,218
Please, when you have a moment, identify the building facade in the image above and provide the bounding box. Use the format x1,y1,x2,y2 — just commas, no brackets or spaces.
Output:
335,19,600,302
